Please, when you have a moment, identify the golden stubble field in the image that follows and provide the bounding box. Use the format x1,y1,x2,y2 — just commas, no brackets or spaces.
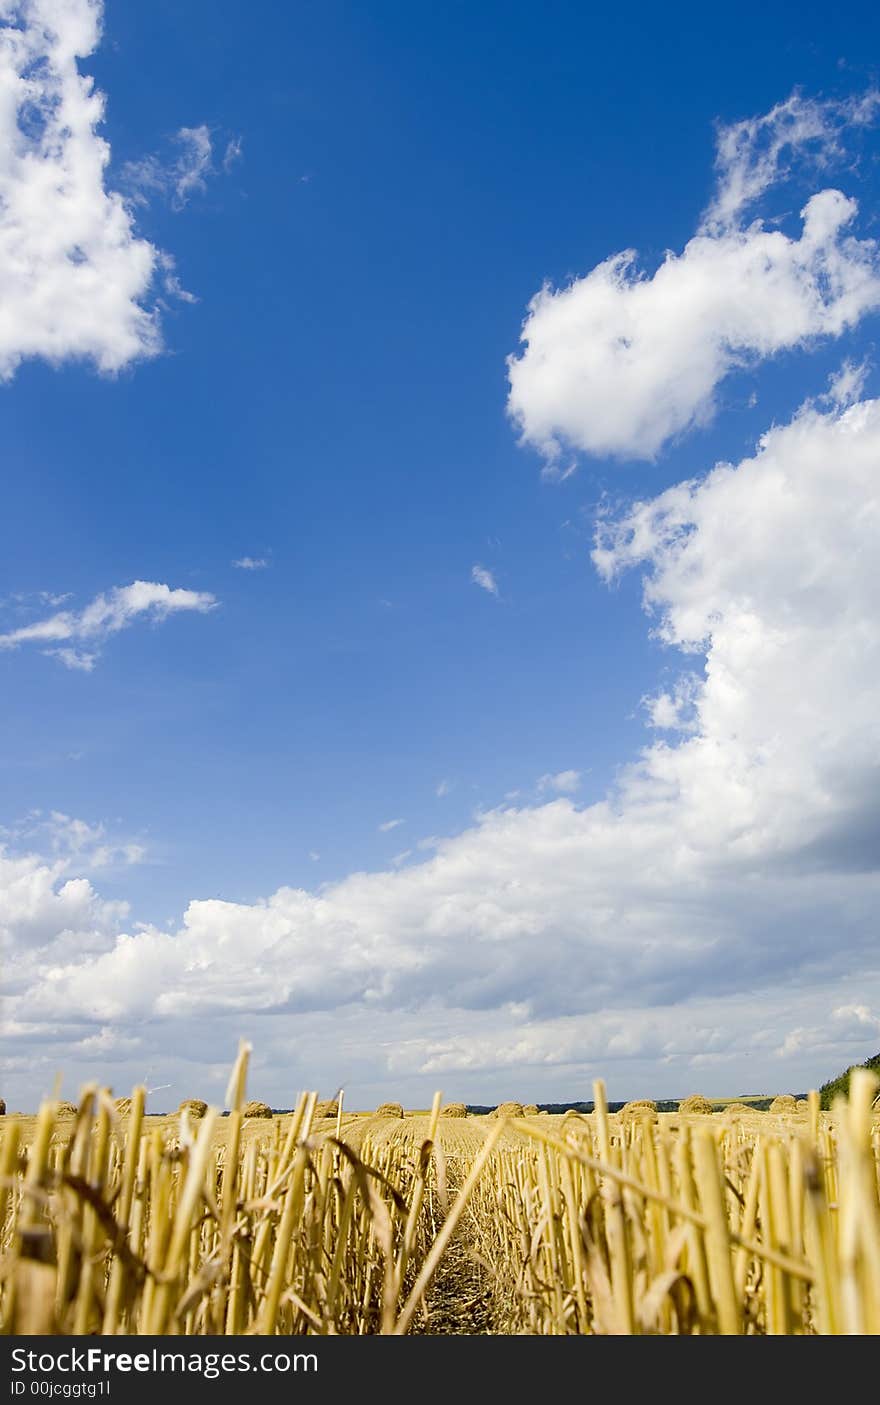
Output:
3,1048,880,1336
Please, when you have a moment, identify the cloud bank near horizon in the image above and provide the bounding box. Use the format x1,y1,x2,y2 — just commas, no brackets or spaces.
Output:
5,391,880,1102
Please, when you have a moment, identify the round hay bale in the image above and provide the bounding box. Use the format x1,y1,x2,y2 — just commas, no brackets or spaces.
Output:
242,1100,273,1119
314,1099,339,1120
619,1099,658,1124
114,1098,133,1117
720,1102,753,1116
678,1094,713,1115
375,1101,404,1118
522,1104,540,1116
489,1101,524,1119
769,1094,798,1115
57,1100,79,1117
796,1099,809,1111
178,1098,208,1119
440,1102,467,1118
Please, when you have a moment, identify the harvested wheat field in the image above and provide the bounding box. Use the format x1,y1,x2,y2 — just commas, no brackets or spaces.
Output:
2,1046,880,1335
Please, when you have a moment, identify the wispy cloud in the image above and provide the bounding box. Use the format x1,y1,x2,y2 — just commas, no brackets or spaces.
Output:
223,137,243,172
435,779,452,797
471,565,499,597
537,769,581,794
378,818,404,833
0,581,217,670
2,809,146,872
705,90,880,232
122,125,240,211
824,358,870,409
232,557,270,571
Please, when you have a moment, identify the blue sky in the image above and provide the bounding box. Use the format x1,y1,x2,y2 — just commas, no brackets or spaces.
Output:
3,0,880,1108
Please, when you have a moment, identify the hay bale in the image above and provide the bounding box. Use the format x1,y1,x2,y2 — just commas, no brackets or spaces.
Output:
314,1099,339,1120
489,1101,524,1119
769,1094,798,1115
720,1102,753,1116
796,1099,809,1111
57,1101,79,1117
522,1104,540,1116
375,1101,404,1117
178,1098,208,1119
620,1099,658,1123
440,1102,467,1118
242,1100,273,1119
678,1094,713,1115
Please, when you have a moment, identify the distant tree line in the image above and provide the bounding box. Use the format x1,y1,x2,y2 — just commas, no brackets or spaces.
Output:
819,1051,880,1110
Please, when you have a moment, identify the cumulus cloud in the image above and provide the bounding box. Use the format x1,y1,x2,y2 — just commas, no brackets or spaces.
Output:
0,580,217,669
471,564,499,596
507,92,880,464
0,844,129,1002
0,0,165,377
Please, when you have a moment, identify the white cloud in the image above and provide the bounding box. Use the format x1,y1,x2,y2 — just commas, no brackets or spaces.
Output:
172,126,213,204
435,779,452,797
43,812,145,868
378,818,404,833
704,90,879,233
75,1026,141,1056
507,92,880,464
121,124,231,211
223,136,243,172
825,357,870,408
643,674,701,732
537,769,581,794
0,844,129,1004
0,0,164,377
232,557,269,571
0,580,217,668
46,647,98,673
1,810,146,872
471,564,499,596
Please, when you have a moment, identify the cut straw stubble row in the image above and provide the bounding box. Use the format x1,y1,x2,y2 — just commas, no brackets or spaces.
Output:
2,1052,879,1334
